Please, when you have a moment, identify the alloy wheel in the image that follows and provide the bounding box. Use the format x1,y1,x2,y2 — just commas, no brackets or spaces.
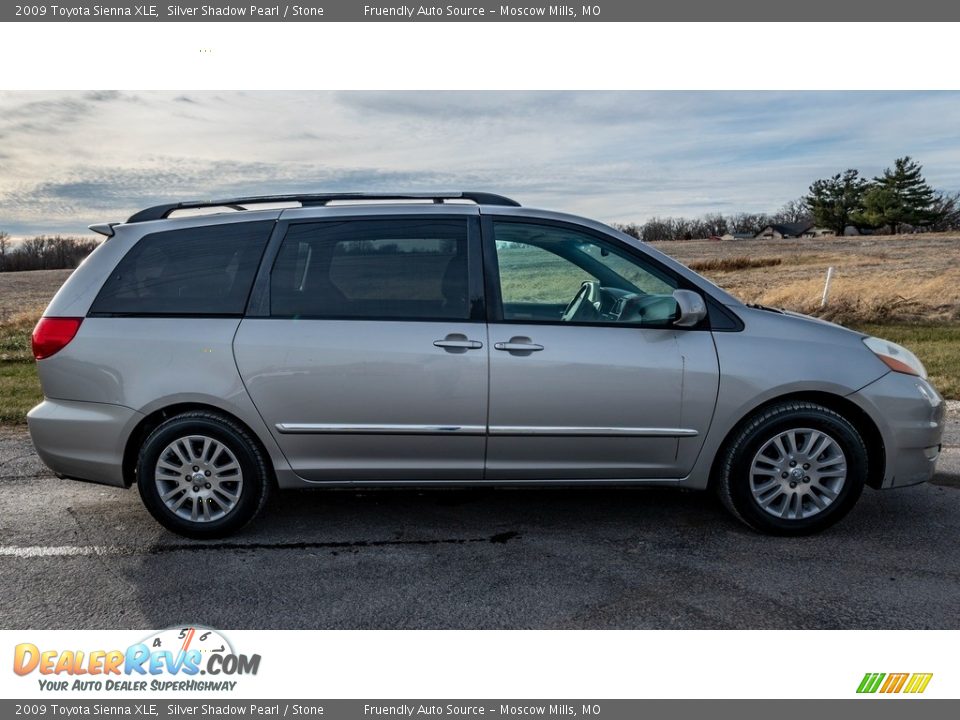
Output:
154,434,244,523
748,427,847,520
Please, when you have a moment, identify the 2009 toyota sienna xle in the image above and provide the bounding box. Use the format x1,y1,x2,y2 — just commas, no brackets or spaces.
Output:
27,192,945,538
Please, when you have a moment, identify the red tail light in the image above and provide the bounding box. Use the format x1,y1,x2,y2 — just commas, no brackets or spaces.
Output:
32,317,83,360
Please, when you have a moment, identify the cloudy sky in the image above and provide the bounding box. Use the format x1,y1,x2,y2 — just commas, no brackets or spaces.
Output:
2,90,960,237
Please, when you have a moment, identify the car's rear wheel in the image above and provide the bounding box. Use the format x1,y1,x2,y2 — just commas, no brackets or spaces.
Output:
137,411,271,539
717,401,867,535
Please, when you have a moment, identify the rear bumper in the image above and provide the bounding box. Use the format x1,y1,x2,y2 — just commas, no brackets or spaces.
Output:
27,399,142,488
849,372,945,488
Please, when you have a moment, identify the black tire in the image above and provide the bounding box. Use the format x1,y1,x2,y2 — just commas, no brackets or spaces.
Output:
137,411,272,539
717,401,867,535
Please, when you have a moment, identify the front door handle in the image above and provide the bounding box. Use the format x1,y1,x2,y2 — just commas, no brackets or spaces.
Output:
434,333,483,352
434,339,483,349
494,337,544,352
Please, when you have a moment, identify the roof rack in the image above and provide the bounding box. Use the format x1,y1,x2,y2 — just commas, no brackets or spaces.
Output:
126,192,521,224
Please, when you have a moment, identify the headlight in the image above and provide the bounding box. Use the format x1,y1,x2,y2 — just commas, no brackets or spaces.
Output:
863,336,927,378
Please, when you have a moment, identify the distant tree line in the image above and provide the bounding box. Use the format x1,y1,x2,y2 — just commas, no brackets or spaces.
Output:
0,233,100,272
614,200,812,243
614,156,960,242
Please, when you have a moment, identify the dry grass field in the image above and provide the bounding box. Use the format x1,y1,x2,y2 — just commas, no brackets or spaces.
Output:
0,233,957,424
0,268,73,325
651,232,960,325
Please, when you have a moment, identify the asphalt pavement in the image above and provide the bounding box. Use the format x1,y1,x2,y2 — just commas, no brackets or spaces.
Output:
1,403,958,630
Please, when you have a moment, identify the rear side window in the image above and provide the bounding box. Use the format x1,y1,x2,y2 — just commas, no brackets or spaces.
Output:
270,218,470,320
90,221,273,316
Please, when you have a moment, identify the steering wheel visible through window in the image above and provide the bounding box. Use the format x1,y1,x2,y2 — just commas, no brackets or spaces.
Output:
561,280,603,322
494,221,680,326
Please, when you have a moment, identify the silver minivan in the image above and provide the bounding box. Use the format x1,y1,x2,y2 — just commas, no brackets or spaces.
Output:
28,192,944,538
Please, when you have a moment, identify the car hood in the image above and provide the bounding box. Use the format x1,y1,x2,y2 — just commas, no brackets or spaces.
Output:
745,303,866,338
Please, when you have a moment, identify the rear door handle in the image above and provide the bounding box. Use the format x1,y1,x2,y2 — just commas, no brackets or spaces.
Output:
434,334,483,351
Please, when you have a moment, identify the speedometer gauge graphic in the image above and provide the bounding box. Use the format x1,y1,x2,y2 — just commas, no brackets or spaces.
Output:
140,626,234,658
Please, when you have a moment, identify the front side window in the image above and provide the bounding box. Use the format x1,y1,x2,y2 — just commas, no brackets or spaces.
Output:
90,220,273,316
493,221,679,326
270,218,470,320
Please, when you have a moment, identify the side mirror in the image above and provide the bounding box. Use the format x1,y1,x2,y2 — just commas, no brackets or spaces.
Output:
672,289,707,328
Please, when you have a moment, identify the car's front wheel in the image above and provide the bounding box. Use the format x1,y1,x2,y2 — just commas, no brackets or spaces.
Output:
717,401,868,535
137,411,271,539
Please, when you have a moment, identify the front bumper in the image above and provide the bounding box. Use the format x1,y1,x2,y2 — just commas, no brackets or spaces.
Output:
849,371,945,488
27,399,143,488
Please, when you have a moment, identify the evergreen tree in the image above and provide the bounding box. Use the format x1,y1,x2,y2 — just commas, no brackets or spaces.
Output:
859,156,939,233
804,169,867,236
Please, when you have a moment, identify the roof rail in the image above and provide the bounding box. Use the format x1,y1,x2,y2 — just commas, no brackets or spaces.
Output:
126,192,521,224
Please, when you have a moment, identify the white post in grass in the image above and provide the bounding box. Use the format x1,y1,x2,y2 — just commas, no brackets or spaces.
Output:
820,266,834,308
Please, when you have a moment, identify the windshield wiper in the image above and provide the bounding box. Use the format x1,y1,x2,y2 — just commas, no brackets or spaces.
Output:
746,303,786,314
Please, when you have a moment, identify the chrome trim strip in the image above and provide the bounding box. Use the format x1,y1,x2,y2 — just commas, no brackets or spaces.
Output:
293,478,686,487
275,423,486,435
276,424,698,438
489,426,698,437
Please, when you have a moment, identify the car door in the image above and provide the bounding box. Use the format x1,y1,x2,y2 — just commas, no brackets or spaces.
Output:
234,213,489,482
483,217,719,480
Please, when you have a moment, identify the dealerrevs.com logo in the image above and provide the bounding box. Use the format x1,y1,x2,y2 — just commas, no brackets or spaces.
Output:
13,626,261,693
857,673,933,694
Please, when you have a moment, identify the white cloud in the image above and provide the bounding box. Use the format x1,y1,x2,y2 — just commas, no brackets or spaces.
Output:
1,91,959,235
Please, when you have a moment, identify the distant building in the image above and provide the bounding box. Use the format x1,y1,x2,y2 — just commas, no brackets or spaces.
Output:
755,221,815,239
719,231,755,241
755,222,835,239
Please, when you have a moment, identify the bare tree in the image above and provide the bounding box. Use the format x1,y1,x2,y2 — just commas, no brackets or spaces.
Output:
728,213,770,235
928,191,960,232
772,198,812,224
0,235,99,273
611,223,642,240
640,217,674,242
0,232,9,270
700,213,728,237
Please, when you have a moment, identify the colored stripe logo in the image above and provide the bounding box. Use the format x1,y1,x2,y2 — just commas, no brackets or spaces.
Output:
857,672,933,694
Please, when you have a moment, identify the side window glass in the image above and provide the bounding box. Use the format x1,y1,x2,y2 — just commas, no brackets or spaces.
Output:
494,241,595,315
90,220,273,316
493,221,679,326
270,218,470,320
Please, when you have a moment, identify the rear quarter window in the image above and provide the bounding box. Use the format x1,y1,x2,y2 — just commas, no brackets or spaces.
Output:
89,220,273,316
